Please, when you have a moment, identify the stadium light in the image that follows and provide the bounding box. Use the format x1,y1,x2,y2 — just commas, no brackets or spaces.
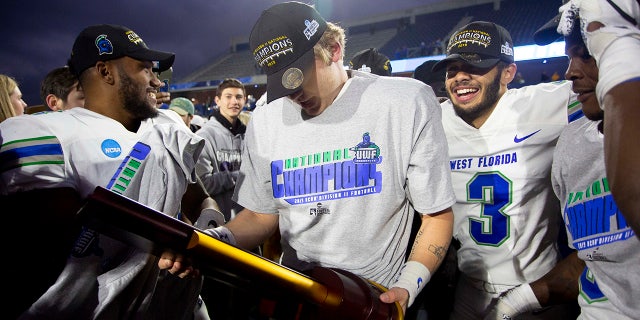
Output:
389,41,566,73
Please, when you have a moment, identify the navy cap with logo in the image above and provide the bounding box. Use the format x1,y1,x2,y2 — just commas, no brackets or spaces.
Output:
349,47,392,76
68,24,175,77
432,21,515,72
249,1,328,103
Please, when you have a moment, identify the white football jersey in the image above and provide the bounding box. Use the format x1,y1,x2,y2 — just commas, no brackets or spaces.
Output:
443,81,582,285
0,108,204,318
0,108,184,197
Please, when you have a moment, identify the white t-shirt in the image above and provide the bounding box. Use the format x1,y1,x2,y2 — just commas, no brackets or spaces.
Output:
233,71,456,287
552,117,639,319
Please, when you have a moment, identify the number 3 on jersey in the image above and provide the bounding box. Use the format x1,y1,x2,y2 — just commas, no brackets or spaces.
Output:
467,171,512,246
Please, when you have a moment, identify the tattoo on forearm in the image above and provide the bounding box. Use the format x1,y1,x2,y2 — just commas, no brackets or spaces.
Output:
407,230,425,259
429,244,446,262
408,229,448,262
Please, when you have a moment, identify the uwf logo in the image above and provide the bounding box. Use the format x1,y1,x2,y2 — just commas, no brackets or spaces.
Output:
310,203,330,216
95,34,114,55
349,132,382,164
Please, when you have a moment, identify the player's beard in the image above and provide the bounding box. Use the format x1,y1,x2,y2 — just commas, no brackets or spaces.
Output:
451,73,501,125
118,71,158,121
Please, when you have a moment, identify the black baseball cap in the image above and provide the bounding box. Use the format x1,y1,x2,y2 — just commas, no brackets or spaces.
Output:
533,14,564,45
349,47,392,76
68,24,175,77
432,21,515,72
249,2,328,103
413,60,446,95
534,12,583,46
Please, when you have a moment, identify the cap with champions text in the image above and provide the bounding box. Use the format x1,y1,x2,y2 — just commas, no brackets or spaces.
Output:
349,47,392,76
68,24,175,77
432,21,514,72
249,1,328,103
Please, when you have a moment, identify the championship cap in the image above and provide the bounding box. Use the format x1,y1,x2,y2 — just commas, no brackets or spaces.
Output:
349,47,392,76
169,97,195,116
68,24,175,77
432,21,514,72
249,2,328,103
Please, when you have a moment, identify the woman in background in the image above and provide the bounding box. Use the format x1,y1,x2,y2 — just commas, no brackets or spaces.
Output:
0,74,27,122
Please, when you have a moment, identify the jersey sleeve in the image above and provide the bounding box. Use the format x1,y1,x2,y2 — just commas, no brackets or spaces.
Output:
0,115,72,194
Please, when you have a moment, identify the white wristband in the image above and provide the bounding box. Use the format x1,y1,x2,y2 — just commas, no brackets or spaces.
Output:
486,283,541,320
203,226,237,246
594,33,640,108
390,261,431,307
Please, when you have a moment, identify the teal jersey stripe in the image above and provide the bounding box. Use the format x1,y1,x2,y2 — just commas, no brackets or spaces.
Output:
1,159,65,173
0,136,64,173
568,100,583,123
0,154,64,173
1,136,58,149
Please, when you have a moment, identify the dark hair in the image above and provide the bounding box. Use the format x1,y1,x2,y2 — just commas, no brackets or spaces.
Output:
495,61,510,73
40,66,78,103
216,78,246,98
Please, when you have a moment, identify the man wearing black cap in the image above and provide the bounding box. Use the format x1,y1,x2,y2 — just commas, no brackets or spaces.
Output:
483,5,640,320
348,47,393,76
431,21,584,319
413,60,447,102
0,24,218,318
203,1,455,315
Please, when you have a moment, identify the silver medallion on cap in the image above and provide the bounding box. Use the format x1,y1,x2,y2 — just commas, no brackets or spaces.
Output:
282,68,304,90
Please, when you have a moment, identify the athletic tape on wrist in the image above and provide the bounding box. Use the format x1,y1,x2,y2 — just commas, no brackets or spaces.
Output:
390,261,431,307
203,226,237,246
500,283,541,314
594,32,640,107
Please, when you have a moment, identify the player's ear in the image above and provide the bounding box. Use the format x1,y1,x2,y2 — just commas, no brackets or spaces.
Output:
503,63,517,85
45,94,58,111
331,41,343,63
95,61,115,84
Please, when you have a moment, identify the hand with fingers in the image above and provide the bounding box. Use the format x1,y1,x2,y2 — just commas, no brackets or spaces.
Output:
158,250,200,279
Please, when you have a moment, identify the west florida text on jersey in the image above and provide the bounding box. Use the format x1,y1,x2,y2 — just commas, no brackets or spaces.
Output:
450,151,518,170
272,132,383,205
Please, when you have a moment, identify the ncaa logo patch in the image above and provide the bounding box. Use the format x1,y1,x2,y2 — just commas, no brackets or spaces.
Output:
101,139,122,158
